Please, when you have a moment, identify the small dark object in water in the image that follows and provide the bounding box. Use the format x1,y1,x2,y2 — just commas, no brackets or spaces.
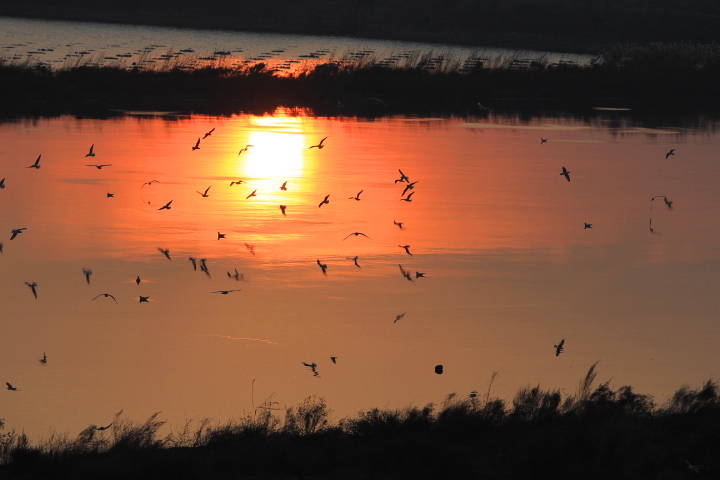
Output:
435,365,443,374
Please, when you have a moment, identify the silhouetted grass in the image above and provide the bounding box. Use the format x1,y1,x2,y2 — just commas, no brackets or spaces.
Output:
1,364,719,479
2,42,720,119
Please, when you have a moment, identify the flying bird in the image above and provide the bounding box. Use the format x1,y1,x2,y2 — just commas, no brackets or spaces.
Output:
682,460,702,474
280,205,287,216
395,169,410,183
197,186,211,197
6,382,18,391
82,268,92,284
27,155,41,169
246,189,257,199
85,144,96,157
189,257,197,270
136,276,141,285
192,138,201,150
212,289,241,294
398,245,413,255
342,232,370,240
203,128,215,139
584,223,592,229
39,352,47,365
25,281,38,299
435,365,444,374
92,293,118,303
541,138,548,143
10,228,27,240
317,259,328,275
394,312,406,323
86,164,111,169
158,200,173,210
400,192,415,202
664,197,673,209
349,190,363,201
227,268,243,281
158,248,171,260
398,264,413,282
554,339,565,356
665,149,675,159
229,180,244,186
560,166,570,182
139,296,149,303
238,145,253,155
302,362,320,377
245,244,255,255
280,181,288,191
318,195,330,208
217,232,226,240
309,136,327,149
0,178,5,188
401,181,418,197
141,180,159,188
106,193,114,198
330,357,337,364
347,256,361,268
394,220,404,229
415,271,425,278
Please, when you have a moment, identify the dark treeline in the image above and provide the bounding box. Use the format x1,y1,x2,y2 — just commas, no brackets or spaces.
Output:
2,43,720,120
1,0,720,51
1,365,720,479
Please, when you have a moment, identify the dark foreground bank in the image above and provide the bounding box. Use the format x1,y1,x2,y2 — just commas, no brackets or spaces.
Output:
2,42,720,119
1,365,719,480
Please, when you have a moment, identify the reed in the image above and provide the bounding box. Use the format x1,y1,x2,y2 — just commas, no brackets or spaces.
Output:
0,365,718,479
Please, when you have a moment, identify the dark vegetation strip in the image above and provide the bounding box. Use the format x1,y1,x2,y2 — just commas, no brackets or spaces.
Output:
2,0,720,52
2,42,720,119
1,364,719,479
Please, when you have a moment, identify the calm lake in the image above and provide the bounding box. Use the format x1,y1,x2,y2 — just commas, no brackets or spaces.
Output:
2,109,720,439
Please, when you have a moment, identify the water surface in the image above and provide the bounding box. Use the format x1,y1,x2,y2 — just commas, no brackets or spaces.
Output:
1,110,719,438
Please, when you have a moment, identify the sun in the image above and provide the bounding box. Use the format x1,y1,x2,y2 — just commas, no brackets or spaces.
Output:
240,115,305,180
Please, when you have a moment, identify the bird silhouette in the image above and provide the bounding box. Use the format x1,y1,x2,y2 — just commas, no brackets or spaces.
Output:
238,145,253,155
245,244,255,255
6,382,18,391
394,220,404,229
212,289,241,295
401,181,418,197
197,186,211,197
560,166,570,182
25,281,38,299
349,190,363,200
192,138,201,150
394,312,406,323
92,293,118,303
330,357,337,364
227,268,243,281
158,248,171,260
399,245,413,255
27,155,41,169
82,268,92,284
280,205,287,216
435,365,444,374
398,264,413,281
39,352,47,365
666,148,675,159
246,189,257,199
280,181,288,191
317,259,328,275
229,180,244,186
682,460,702,473
189,257,197,270
541,138,548,143
0,178,5,189
347,256,361,268
584,223,592,229
85,144,96,157
395,169,410,183
203,128,215,139
343,232,370,240
302,362,320,377
106,193,114,198
309,136,327,149
141,180,159,188
158,200,173,210
318,195,330,208
400,192,415,202
10,228,27,240
415,271,425,278
664,197,673,209
554,339,565,356
136,276,141,285
86,164,111,169
217,232,226,240
139,296,149,303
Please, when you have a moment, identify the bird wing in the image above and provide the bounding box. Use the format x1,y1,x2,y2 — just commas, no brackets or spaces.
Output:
319,136,327,146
